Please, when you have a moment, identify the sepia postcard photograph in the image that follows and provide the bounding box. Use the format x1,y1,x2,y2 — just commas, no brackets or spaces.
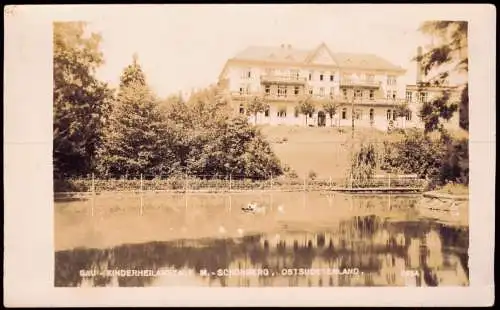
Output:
4,4,495,307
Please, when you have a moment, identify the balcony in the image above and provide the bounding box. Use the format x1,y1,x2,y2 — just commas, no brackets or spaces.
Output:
230,91,301,102
340,79,381,88
260,74,307,85
338,96,407,106
263,93,301,102
230,92,257,100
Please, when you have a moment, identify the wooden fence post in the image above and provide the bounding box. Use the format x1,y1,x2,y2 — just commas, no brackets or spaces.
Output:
140,174,143,216
91,173,95,217
184,173,188,210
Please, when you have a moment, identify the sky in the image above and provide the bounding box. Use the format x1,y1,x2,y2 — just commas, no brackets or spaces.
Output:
83,5,437,98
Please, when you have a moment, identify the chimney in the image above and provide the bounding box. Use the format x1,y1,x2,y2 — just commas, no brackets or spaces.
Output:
416,46,423,84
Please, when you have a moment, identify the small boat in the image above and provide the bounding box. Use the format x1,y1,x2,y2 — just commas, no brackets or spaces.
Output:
242,202,267,214
241,202,258,212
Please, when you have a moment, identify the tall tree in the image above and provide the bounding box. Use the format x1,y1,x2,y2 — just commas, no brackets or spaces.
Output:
322,98,339,127
416,21,468,133
119,53,146,88
297,95,316,126
53,21,113,177
96,59,173,177
246,95,267,125
161,86,283,179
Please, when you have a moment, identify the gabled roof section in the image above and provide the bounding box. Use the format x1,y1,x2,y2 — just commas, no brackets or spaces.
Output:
228,43,406,72
304,42,338,66
334,53,405,72
231,45,310,63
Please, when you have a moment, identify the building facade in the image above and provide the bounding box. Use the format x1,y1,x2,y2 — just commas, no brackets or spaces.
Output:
405,84,462,130
217,43,416,130
403,46,464,130
217,43,463,131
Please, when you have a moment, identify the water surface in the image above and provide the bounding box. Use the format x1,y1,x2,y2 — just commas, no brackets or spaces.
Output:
54,192,469,287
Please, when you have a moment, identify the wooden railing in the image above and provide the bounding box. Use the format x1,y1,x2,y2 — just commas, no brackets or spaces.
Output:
260,75,307,84
340,80,382,88
229,92,409,106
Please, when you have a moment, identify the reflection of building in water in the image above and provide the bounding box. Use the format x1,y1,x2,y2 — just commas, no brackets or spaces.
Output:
407,238,421,269
55,211,469,288
425,230,444,268
225,256,261,287
251,219,468,287
374,254,407,286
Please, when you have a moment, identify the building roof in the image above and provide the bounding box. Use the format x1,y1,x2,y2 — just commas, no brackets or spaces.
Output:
233,45,311,63
230,43,405,72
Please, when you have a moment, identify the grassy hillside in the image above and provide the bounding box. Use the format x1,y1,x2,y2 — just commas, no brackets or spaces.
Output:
258,125,403,179
259,124,469,180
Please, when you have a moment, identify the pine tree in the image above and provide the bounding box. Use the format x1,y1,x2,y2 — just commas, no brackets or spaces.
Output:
96,57,174,177
119,53,147,88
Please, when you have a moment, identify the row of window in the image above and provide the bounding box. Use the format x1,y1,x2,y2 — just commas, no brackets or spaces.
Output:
342,89,377,100
238,105,412,121
309,73,335,82
406,91,428,103
264,85,302,96
241,68,397,85
240,86,408,102
387,76,397,85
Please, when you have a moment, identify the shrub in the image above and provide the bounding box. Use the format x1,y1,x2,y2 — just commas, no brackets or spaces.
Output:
348,142,378,187
308,170,317,180
380,128,468,189
287,169,299,179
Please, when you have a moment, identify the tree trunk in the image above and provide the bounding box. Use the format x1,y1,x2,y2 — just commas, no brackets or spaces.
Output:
305,115,308,126
331,114,334,127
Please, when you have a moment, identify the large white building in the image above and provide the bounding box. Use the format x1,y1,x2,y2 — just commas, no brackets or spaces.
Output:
217,43,462,130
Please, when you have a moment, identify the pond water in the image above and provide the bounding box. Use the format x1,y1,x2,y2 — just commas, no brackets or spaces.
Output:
54,192,469,287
